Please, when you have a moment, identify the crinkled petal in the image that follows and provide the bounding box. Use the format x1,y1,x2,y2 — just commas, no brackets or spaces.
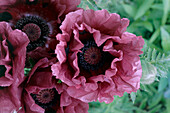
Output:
0,88,17,113
0,22,29,87
52,9,144,104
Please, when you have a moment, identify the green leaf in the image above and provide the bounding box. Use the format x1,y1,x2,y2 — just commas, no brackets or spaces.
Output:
166,99,170,112
78,0,95,10
148,104,162,113
141,60,157,84
164,25,170,33
156,63,169,77
161,27,170,51
162,0,170,25
153,20,161,30
164,88,170,98
148,92,163,109
140,40,170,78
158,77,168,92
24,68,31,77
136,21,153,32
87,0,102,10
151,48,157,61
130,92,137,104
122,4,136,18
142,22,153,32
29,58,36,68
151,4,163,10
139,98,147,109
146,48,152,61
140,84,148,92
86,1,96,10
127,22,136,33
57,79,62,83
164,73,170,98
148,85,157,93
149,28,160,43
134,0,155,20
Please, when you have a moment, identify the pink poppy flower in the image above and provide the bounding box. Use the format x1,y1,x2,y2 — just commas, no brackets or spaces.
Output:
0,21,29,87
0,22,29,112
52,9,144,103
0,0,81,64
22,58,89,113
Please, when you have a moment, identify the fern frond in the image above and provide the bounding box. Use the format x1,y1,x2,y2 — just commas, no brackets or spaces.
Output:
140,41,170,77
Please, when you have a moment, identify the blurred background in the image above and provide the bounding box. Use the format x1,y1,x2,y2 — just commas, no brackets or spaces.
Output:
79,0,170,113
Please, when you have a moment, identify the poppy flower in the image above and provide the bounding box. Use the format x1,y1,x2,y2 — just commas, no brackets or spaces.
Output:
0,21,29,87
0,0,81,64
0,22,29,112
52,9,144,103
22,58,89,113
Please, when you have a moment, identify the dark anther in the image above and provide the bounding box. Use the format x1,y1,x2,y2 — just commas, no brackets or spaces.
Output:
31,88,60,109
15,15,50,51
78,39,106,71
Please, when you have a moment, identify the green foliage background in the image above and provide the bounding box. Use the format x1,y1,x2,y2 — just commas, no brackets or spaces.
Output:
79,0,170,113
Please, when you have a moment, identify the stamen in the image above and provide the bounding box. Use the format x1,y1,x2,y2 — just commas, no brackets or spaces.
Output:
78,39,105,71
31,88,60,109
84,47,101,65
15,16,49,51
22,23,41,42
36,89,55,104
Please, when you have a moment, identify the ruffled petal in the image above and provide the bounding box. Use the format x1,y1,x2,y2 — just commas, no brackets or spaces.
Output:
52,9,144,104
0,22,29,87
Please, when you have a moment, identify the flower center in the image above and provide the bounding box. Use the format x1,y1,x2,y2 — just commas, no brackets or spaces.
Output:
84,47,101,65
31,88,60,109
36,89,55,104
22,23,41,42
78,40,105,71
15,15,50,51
